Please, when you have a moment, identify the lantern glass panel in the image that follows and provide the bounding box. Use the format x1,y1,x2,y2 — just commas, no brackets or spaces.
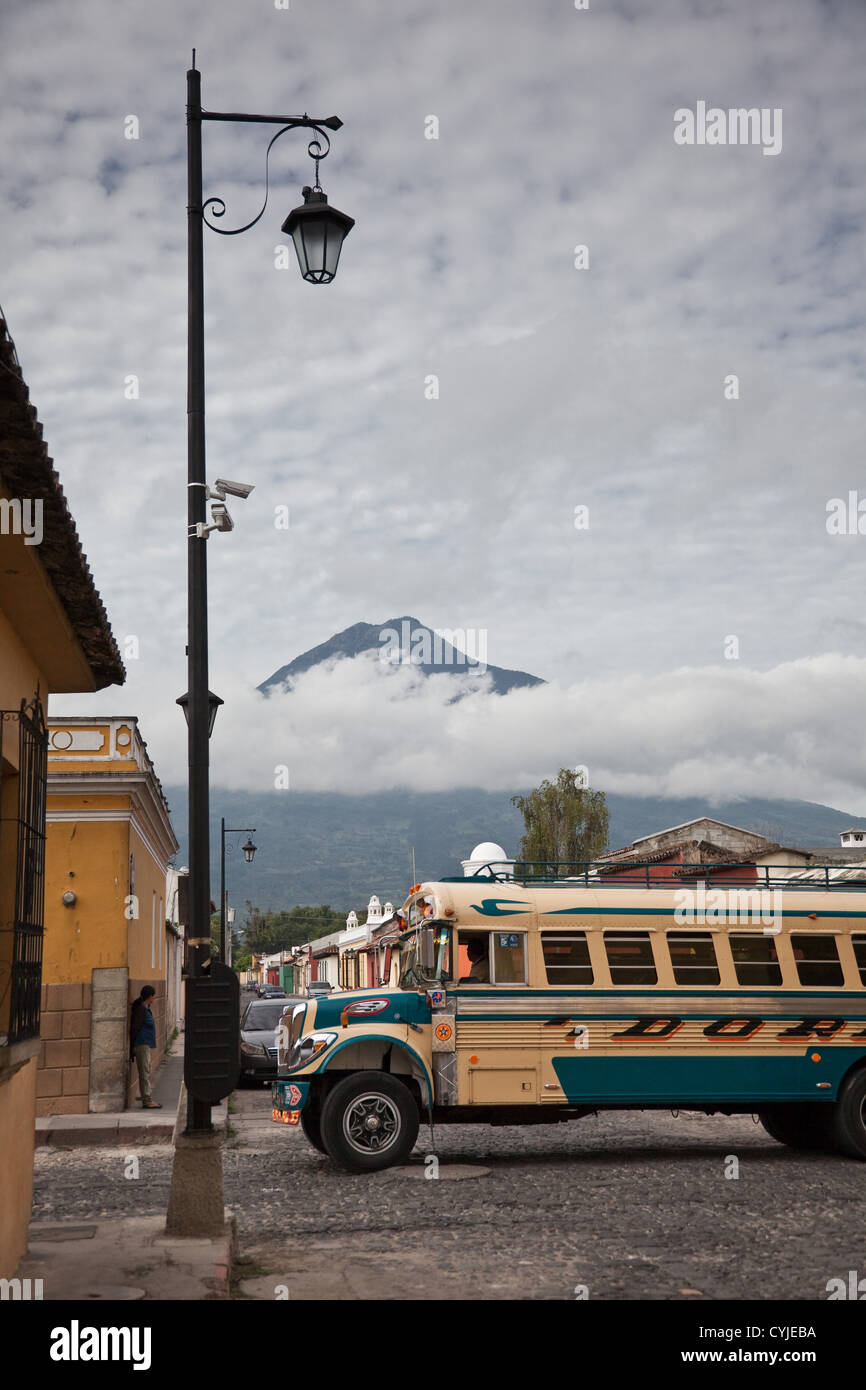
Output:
297,219,328,283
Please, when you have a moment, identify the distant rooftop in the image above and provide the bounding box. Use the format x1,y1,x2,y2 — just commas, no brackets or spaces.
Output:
604,817,768,853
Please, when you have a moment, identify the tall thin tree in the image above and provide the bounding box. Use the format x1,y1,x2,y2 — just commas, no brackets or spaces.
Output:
512,768,609,871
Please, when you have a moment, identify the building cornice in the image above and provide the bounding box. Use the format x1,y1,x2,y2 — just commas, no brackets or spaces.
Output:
47,769,179,865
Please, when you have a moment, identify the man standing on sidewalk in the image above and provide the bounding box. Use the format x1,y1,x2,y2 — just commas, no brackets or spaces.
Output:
129,985,162,1109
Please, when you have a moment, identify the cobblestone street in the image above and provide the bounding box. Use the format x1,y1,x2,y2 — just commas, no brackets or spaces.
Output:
31,1083,866,1301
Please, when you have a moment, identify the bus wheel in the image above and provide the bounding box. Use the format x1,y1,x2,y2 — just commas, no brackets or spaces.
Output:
758,1105,836,1152
300,1108,327,1154
830,1069,866,1160
320,1072,419,1173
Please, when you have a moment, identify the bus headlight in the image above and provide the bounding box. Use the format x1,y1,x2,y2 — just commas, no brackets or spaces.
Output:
289,1032,337,1070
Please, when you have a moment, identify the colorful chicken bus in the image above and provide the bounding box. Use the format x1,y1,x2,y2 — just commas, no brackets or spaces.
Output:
271,871,866,1172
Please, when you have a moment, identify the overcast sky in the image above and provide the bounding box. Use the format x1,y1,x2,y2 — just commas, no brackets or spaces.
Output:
4,0,866,809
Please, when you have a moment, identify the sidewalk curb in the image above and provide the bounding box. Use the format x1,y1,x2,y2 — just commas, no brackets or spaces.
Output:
35,1105,227,1147
35,1118,175,1147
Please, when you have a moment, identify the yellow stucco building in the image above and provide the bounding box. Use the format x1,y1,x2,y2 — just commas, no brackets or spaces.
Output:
0,315,124,1277
38,717,179,1115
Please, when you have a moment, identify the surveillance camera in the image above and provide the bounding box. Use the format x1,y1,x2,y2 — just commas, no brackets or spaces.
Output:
214,478,255,500
210,503,234,532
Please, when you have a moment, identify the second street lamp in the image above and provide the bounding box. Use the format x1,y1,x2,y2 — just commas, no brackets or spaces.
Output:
219,821,257,964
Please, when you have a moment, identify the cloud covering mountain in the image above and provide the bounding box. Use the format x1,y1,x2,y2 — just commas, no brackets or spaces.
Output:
61,645,866,813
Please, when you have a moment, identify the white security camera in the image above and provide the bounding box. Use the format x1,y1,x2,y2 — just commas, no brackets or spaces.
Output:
212,478,255,500
190,477,253,538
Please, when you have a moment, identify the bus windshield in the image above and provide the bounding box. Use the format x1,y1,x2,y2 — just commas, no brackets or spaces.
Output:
399,925,452,988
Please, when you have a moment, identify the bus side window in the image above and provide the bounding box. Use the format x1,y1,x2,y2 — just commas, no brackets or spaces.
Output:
666,932,720,986
730,933,782,986
457,932,490,983
852,934,866,985
491,931,528,985
790,934,844,986
541,932,593,985
603,932,657,986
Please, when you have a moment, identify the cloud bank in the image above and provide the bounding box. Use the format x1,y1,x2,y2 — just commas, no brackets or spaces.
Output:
53,650,866,813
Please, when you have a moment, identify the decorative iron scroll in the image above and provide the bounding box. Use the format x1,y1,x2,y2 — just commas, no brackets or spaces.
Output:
202,121,334,236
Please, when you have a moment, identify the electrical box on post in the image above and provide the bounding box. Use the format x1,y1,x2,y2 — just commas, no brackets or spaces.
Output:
184,959,240,1103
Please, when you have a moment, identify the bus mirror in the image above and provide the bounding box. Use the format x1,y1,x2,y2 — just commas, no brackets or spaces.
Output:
420,926,436,972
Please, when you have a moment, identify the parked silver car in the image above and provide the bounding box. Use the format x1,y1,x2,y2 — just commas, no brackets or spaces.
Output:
239,996,304,1085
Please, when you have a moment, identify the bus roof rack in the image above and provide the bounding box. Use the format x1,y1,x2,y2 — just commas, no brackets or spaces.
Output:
438,861,866,891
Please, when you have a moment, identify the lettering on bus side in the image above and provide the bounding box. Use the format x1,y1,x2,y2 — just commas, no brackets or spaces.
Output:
597,1016,866,1041
703,1017,765,1039
777,1018,845,1038
611,1017,683,1039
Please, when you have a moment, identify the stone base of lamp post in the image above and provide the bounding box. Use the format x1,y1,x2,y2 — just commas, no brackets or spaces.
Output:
165,1084,227,1238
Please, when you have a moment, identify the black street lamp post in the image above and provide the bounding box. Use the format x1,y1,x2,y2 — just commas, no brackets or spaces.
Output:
183,57,352,1137
219,820,257,963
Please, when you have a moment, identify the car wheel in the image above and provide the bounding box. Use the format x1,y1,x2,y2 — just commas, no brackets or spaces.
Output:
300,1108,328,1154
319,1072,419,1173
830,1068,866,1160
758,1104,836,1151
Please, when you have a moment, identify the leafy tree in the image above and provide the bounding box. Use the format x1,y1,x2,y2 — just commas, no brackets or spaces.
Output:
512,769,609,870
241,902,349,956
233,952,252,974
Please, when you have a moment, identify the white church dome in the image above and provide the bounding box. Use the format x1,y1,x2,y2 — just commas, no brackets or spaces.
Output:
470,842,507,862
461,841,513,879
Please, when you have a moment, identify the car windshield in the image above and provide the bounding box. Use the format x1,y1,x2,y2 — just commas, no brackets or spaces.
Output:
242,1002,291,1032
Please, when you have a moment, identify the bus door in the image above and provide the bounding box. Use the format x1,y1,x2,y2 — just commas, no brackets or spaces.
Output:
451,929,539,1105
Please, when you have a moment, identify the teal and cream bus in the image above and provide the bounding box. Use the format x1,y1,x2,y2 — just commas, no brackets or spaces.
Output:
271,870,866,1172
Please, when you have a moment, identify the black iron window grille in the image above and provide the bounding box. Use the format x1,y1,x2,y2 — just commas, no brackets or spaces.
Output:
1,696,48,1044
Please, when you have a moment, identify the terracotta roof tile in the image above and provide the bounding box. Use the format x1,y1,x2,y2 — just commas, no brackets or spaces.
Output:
0,314,124,689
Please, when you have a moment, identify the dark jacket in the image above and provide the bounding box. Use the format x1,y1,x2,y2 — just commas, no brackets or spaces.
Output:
129,999,156,1056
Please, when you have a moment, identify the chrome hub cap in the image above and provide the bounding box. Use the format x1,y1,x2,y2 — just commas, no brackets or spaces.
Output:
343,1093,401,1154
